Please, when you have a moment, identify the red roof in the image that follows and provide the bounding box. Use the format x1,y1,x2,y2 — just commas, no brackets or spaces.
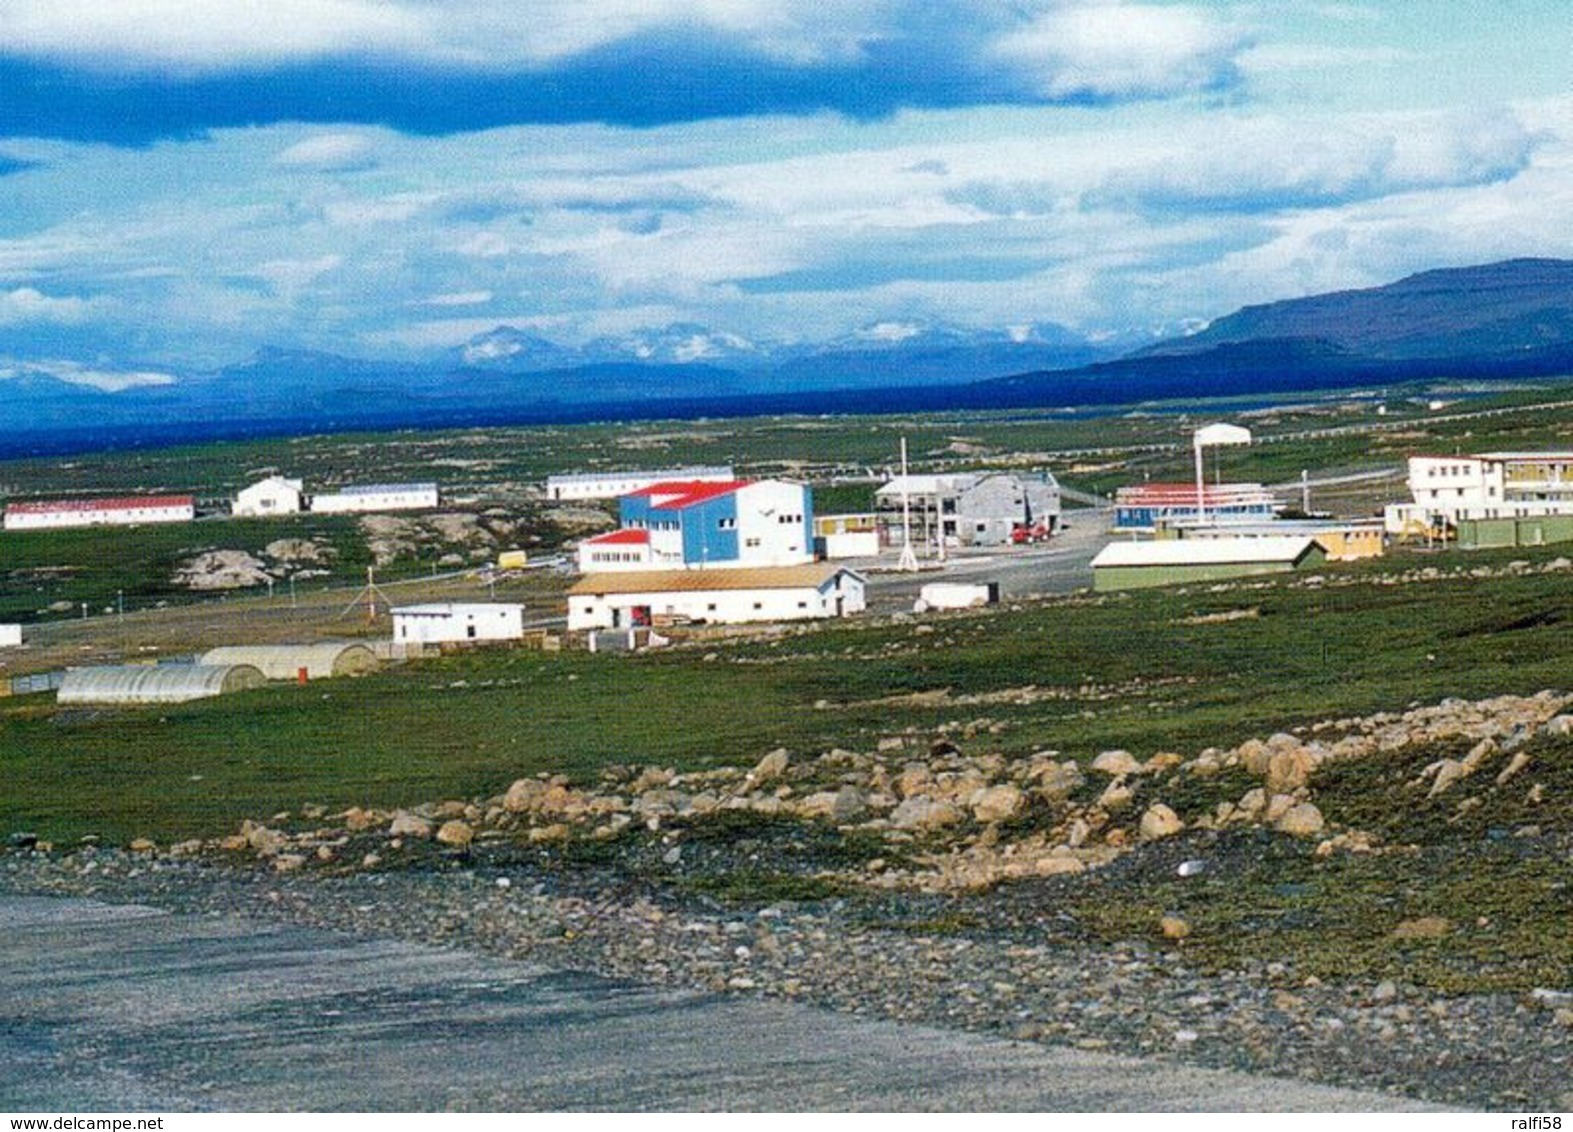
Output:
584,528,651,546
633,480,749,510
7,495,194,515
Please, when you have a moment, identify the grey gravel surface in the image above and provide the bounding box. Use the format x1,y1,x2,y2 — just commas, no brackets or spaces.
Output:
7,848,1564,1111
0,891,1440,1112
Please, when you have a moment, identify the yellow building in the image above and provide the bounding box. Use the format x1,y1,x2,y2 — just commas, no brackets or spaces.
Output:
1164,520,1386,561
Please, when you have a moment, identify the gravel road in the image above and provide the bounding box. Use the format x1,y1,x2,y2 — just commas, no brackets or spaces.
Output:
8,844,1565,1112
0,890,1440,1112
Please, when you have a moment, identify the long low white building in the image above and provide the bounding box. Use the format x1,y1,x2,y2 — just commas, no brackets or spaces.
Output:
567,564,866,630
4,495,195,531
391,602,526,645
310,483,439,514
546,466,734,501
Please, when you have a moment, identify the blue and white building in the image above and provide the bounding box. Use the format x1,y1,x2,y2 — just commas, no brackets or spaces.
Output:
1113,482,1280,532
576,479,813,572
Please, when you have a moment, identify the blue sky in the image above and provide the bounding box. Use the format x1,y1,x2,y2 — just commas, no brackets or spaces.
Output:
2,1,1572,387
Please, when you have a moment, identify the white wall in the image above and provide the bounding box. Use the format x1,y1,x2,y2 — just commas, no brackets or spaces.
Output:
311,486,438,514
0,624,21,648
823,530,880,559
569,573,864,630
735,480,813,567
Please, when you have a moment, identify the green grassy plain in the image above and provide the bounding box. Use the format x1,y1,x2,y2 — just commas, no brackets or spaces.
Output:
4,541,1570,844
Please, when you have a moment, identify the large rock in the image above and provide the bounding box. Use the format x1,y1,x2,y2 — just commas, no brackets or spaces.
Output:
388,811,433,839
435,819,475,847
797,786,868,823
241,820,289,857
890,796,965,831
1139,803,1184,841
1091,749,1142,777
1036,761,1084,801
1274,802,1325,837
502,778,546,813
971,784,1026,824
1097,779,1133,814
1265,746,1318,795
894,764,934,799
1236,738,1273,777
750,748,791,784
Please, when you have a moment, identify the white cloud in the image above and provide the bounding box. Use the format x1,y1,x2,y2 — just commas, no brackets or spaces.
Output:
0,0,888,72
0,0,429,72
275,133,379,172
420,290,493,307
0,357,175,391
993,2,1246,100
253,255,343,296
0,286,91,325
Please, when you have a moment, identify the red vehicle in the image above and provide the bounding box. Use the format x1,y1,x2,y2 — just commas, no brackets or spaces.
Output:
1010,521,1053,545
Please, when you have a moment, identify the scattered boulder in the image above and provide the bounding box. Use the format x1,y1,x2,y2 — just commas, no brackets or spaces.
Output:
798,786,868,824
435,820,475,847
971,784,1026,824
750,748,791,785
890,796,965,831
1159,915,1191,941
1274,801,1325,838
503,778,546,813
388,811,433,839
1139,803,1184,841
1092,749,1142,777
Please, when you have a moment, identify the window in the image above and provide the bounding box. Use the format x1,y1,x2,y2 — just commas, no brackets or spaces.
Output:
718,517,736,529
753,602,763,610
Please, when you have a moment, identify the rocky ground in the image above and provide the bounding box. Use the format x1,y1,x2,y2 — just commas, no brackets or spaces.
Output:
5,689,1572,1111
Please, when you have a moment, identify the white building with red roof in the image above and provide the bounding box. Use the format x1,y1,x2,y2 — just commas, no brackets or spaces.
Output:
4,494,195,531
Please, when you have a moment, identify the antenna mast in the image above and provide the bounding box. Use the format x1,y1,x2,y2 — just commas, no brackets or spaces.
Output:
898,437,918,572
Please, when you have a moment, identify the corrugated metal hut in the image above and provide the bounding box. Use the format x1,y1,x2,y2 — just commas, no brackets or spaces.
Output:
57,664,267,705
198,642,379,681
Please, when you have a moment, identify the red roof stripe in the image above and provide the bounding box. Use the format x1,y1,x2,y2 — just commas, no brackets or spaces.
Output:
7,495,195,514
584,528,651,545
637,479,749,510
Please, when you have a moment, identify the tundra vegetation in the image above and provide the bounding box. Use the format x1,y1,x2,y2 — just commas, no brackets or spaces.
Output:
2,386,1571,1025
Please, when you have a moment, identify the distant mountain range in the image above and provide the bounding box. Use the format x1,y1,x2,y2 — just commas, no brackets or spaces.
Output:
4,257,1573,453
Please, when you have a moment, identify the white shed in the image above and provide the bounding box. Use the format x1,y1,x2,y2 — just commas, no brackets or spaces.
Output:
391,603,526,645
233,475,304,517
0,624,21,648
